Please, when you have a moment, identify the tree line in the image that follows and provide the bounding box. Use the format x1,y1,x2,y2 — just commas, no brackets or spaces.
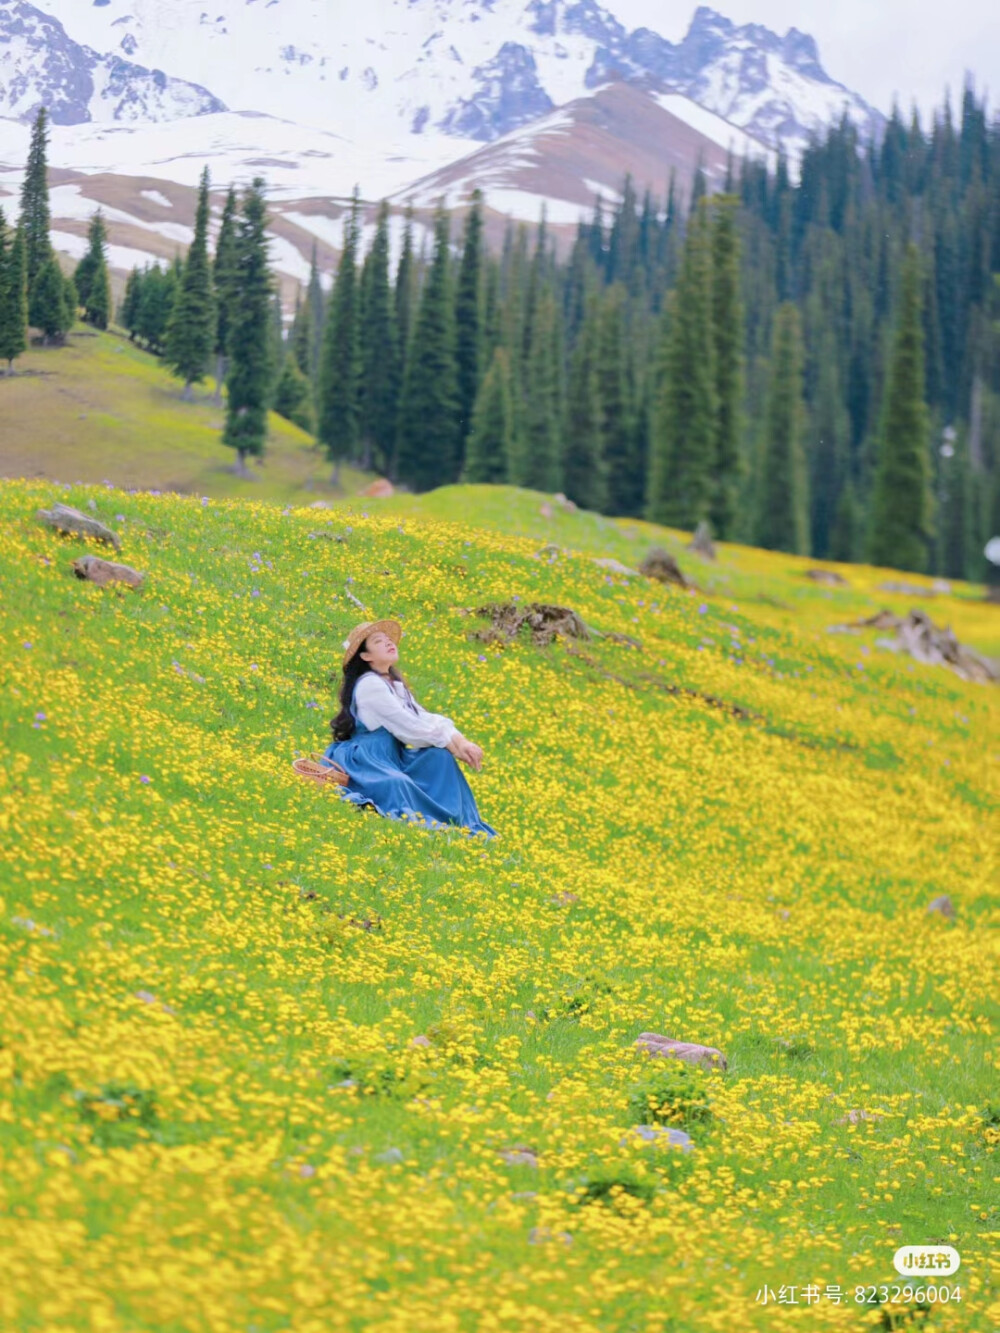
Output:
4,91,999,579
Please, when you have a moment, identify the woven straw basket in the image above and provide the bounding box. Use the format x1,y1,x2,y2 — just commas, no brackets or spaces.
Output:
291,753,349,786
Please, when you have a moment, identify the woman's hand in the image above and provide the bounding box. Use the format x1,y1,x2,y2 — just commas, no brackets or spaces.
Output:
447,732,484,772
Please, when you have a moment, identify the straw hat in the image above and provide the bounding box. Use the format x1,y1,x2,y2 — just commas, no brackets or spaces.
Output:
341,619,402,668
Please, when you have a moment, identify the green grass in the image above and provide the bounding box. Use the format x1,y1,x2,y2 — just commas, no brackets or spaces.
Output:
0,325,371,505
0,462,998,1327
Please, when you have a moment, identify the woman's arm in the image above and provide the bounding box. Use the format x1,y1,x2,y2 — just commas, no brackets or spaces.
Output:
353,675,458,748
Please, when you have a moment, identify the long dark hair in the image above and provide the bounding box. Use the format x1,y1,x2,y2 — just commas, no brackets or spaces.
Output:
329,639,415,742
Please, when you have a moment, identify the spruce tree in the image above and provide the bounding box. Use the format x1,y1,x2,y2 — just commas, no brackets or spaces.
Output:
808,328,850,557
936,432,972,578
166,167,215,399
73,210,105,312
563,292,607,512
136,263,174,352
0,214,28,373
829,478,862,563
395,206,461,492
120,266,141,339
19,107,52,305
305,243,325,383
359,200,400,476
212,185,239,403
596,283,634,515
461,345,513,484
223,178,272,477
273,354,315,434
868,242,934,572
85,256,111,332
756,302,810,554
646,200,717,528
517,284,562,492
709,194,744,539
394,206,417,358
31,257,72,344
454,189,484,461
317,191,362,486
289,287,313,377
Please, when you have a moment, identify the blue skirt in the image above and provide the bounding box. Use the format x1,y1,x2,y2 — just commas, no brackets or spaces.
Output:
323,725,498,840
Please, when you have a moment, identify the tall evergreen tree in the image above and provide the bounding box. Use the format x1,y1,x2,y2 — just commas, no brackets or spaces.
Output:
394,205,417,359
0,213,28,373
359,200,400,475
808,328,850,557
166,167,215,399
646,199,717,528
289,286,313,377
305,243,325,383
31,256,73,345
461,345,513,484
73,210,107,315
596,283,635,515
273,353,315,434
120,266,141,340
454,189,485,466
395,206,461,491
563,291,607,512
317,191,362,486
868,242,934,572
223,178,272,477
829,478,863,563
756,302,810,554
19,107,52,305
517,283,562,492
709,194,745,538
212,185,239,404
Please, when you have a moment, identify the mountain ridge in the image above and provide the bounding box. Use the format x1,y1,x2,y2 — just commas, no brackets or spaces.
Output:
9,1,883,159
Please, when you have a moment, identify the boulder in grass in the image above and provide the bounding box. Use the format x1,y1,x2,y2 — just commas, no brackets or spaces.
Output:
927,895,956,919
499,1145,538,1167
835,1109,884,1125
687,520,717,561
38,502,121,550
639,547,690,588
806,568,848,586
619,1125,694,1153
594,556,639,577
72,555,145,588
362,478,394,498
635,1032,728,1072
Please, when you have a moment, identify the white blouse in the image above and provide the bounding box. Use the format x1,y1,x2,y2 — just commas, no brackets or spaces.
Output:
352,672,458,748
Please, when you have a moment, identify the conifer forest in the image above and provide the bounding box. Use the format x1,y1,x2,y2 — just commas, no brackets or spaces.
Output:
3,92,1000,579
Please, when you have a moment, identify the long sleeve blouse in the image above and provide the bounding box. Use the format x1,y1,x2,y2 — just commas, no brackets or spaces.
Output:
352,672,458,749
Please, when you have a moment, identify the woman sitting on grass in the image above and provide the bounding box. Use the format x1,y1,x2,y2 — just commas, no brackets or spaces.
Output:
322,619,497,839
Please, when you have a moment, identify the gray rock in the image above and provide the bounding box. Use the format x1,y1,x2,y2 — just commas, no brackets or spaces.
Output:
638,547,690,587
620,1125,694,1152
927,895,956,919
37,502,121,550
593,556,639,577
374,1147,405,1165
635,1032,728,1071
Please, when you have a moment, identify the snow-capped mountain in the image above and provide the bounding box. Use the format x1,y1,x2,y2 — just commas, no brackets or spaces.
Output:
17,0,881,158
0,0,224,123
0,2,885,295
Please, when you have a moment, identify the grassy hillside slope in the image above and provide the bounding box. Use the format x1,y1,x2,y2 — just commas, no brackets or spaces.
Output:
0,327,370,506
1,478,998,1332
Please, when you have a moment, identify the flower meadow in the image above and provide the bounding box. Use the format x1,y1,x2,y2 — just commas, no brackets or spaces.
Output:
1,477,997,1333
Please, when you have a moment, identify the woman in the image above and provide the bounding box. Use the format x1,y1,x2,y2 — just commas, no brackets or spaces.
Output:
322,619,498,839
